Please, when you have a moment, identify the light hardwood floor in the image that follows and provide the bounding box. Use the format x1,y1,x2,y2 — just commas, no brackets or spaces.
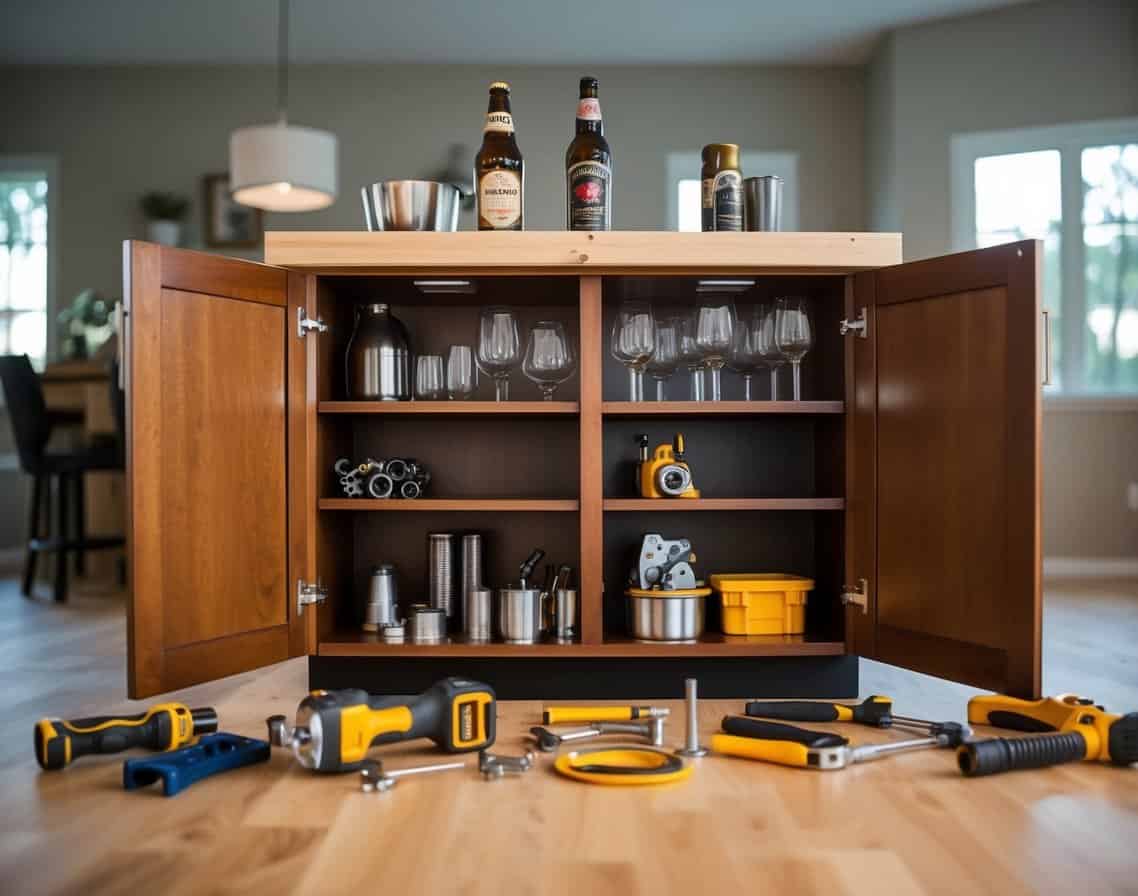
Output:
1,578,1136,895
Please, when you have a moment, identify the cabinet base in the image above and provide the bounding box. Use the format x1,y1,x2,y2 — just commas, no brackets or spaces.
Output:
308,654,858,699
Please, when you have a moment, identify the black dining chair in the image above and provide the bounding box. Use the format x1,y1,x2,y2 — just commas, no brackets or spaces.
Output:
0,354,125,602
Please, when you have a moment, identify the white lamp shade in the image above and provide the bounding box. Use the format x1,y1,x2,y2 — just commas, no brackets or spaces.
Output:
229,122,338,212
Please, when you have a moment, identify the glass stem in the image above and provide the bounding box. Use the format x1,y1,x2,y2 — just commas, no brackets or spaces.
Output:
792,361,802,401
743,375,752,401
656,379,665,401
495,377,509,402
692,369,705,402
628,367,644,402
709,367,722,401
770,367,779,401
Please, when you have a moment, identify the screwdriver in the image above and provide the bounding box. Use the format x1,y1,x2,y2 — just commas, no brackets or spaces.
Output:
35,702,218,770
744,695,894,727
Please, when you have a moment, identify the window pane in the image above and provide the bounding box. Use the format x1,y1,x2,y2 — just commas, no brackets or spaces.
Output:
1082,144,1138,393
1,176,49,368
678,179,701,232
6,311,47,363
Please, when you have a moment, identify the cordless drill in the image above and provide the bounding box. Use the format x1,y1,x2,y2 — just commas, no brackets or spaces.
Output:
35,703,218,770
266,677,496,773
958,693,1138,777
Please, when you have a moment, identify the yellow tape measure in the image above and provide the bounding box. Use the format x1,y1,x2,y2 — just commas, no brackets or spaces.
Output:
554,747,693,786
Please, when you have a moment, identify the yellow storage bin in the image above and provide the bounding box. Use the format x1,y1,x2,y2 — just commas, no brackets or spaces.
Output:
709,573,814,636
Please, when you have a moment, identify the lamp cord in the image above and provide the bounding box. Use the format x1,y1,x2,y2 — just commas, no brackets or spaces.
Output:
277,0,289,124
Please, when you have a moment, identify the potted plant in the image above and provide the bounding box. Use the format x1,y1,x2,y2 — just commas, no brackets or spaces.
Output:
58,288,117,360
140,191,189,247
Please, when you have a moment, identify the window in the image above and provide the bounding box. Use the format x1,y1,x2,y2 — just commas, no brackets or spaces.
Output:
667,151,799,232
1,157,55,370
952,119,1138,396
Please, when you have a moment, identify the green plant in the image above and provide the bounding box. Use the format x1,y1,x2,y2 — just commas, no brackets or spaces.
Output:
140,191,189,221
58,288,116,330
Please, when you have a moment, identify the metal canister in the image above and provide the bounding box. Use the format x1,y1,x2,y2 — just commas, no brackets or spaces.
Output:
345,303,411,401
497,587,544,644
553,588,578,643
460,534,483,628
408,607,447,644
465,587,493,643
744,175,783,231
362,564,398,632
426,533,456,622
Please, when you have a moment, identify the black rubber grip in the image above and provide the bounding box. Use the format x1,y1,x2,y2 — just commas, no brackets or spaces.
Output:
745,701,839,723
1108,712,1138,765
957,731,1087,777
722,716,847,748
985,710,1057,733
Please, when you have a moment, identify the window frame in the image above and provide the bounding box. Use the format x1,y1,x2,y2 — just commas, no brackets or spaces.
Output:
666,150,799,232
951,118,1138,404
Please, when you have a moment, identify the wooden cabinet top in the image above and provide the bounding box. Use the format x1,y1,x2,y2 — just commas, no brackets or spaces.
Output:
263,231,902,275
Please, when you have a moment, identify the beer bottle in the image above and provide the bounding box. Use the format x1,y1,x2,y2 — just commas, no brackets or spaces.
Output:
565,76,612,231
475,81,524,231
701,143,743,232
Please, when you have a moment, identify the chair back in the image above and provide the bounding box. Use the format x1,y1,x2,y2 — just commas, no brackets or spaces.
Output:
0,354,50,474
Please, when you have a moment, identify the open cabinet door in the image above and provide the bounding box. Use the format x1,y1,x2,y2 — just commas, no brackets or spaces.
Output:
123,243,313,698
846,241,1041,697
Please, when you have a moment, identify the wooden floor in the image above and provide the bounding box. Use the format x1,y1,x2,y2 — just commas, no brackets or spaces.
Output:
2,577,1137,895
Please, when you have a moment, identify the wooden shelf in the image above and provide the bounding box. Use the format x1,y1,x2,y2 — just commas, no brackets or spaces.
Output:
318,631,845,658
603,400,844,416
319,401,579,415
319,498,579,512
602,498,844,511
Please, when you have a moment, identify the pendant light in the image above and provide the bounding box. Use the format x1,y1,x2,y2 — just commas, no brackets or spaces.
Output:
229,0,337,212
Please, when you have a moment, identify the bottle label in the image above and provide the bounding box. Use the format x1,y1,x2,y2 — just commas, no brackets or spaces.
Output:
575,98,602,122
702,170,743,231
479,169,522,228
483,111,514,134
567,161,611,231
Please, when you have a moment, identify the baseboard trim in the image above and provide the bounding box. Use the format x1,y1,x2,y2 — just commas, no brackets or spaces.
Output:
1044,557,1138,579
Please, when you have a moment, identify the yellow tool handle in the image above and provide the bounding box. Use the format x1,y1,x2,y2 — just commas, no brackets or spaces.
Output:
967,694,1089,732
339,705,413,764
543,706,662,725
710,733,811,768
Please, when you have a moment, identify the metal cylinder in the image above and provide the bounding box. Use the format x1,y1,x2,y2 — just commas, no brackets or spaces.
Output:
744,175,783,231
345,303,411,401
626,593,705,642
553,588,578,642
678,678,708,757
465,587,493,643
379,622,405,643
408,607,446,644
426,533,456,621
461,534,483,628
497,587,543,644
363,564,398,632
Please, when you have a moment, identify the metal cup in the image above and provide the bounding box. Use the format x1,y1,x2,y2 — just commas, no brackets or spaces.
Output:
497,587,544,644
465,587,493,643
553,588,578,643
744,176,783,231
361,180,461,232
363,564,399,632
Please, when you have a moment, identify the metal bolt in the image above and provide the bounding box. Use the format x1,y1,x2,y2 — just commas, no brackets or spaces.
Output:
676,678,708,758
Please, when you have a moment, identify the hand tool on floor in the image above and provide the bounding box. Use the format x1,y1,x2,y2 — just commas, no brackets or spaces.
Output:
359,757,470,793
36,702,218,771
542,705,670,725
745,695,894,728
636,433,700,499
958,693,1138,777
266,677,495,773
714,716,970,770
676,678,708,758
479,749,536,780
554,747,693,786
530,718,665,752
122,733,270,797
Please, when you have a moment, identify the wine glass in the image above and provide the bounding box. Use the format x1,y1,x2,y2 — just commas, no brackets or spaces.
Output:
523,321,576,400
695,297,735,401
446,344,475,400
415,355,444,400
775,297,813,401
727,308,761,400
755,303,785,400
675,311,705,401
610,301,655,401
476,307,521,402
645,320,679,401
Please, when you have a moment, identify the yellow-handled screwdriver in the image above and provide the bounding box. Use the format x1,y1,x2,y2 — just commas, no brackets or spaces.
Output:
542,706,670,725
35,703,218,771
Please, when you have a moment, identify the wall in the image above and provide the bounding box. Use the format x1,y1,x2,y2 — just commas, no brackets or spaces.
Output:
865,0,1138,562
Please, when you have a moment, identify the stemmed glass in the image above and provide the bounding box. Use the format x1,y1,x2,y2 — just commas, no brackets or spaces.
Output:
446,345,475,400
675,311,705,401
476,307,521,402
523,321,576,400
610,301,656,401
755,303,785,400
415,355,444,400
645,320,679,401
695,297,735,401
775,297,812,401
727,308,761,400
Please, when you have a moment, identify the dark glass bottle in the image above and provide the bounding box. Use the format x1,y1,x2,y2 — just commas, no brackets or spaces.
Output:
701,143,743,232
475,82,524,231
565,76,612,231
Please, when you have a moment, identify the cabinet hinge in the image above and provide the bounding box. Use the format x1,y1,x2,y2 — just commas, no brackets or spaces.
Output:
840,577,868,614
297,308,328,339
840,307,868,339
297,579,328,615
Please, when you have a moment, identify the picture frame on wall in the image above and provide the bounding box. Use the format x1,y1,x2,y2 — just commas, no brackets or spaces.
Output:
203,172,263,248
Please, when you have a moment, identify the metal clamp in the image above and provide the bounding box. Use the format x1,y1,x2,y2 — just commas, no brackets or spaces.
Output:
840,578,868,614
840,307,869,339
296,579,327,615
297,307,328,339
479,750,536,780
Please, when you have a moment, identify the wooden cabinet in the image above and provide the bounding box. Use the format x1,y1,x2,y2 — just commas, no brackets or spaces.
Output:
122,233,1041,700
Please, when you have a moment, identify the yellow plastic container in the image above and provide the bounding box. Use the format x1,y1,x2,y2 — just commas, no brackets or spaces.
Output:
709,573,814,636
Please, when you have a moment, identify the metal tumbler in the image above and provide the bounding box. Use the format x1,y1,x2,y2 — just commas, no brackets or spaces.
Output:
553,588,578,643
363,564,399,632
744,176,783,231
465,587,493,643
461,534,483,629
427,533,456,622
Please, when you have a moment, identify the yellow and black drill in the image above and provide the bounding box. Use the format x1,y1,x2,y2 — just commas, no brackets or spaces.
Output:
958,693,1138,777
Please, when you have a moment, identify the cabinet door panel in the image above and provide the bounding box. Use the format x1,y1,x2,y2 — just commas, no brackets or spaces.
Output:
849,241,1041,697
125,242,308,698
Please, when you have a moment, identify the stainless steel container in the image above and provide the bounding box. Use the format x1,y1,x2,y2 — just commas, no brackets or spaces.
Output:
362,180,461,232
465,587,493,643
345,303,411,401
744,175,784,231
362,564,399,632
427,533,456,622
460,534,483,628
626,592,706,642
408,607,447,644
379,622,405,644
497,587,544,645
553,588,578,643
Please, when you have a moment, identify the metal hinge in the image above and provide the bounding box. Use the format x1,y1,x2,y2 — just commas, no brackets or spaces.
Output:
840,577,868,614
297,308,328,339
840,307,868,339
297,579,328,615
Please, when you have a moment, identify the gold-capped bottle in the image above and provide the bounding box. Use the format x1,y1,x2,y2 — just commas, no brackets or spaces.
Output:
701,143,742,232
565,76,612,231
475,81,524,231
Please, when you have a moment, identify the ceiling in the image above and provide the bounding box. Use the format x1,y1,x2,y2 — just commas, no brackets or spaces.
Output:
1,0,1030,66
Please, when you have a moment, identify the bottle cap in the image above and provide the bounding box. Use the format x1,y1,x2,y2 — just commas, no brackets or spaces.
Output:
489,81,510,91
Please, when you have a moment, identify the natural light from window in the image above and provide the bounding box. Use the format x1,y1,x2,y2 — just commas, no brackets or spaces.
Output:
1,177,49,368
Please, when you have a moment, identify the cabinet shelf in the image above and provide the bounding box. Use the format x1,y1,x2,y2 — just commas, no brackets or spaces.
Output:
602,498,844,511
602,401,844,416
319,401,579,415
319,498,580,512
